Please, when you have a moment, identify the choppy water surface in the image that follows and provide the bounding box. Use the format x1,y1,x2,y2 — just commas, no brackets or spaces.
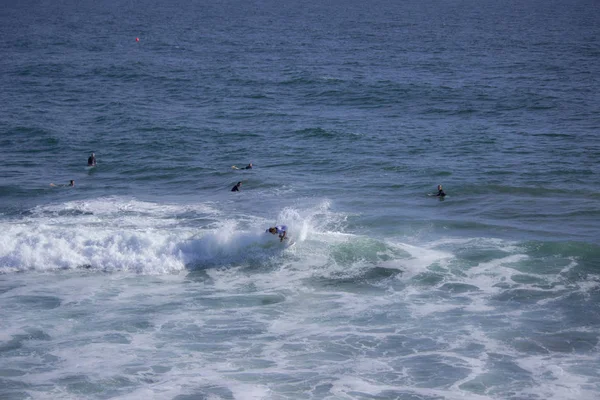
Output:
1,0,599,399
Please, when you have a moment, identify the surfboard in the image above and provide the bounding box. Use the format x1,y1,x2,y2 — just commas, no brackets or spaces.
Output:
281,236,295,248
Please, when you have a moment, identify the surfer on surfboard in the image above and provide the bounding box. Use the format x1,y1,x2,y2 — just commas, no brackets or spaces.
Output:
232,163,252,170
267,225,287,242
50,180,75,187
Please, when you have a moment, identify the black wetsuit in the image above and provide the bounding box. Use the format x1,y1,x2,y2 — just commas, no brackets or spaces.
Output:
231,184,241,192
244,165,252,169
88,156,96,166
436,189,446,197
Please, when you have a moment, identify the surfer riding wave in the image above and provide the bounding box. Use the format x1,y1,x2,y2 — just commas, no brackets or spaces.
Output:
267,225,287,242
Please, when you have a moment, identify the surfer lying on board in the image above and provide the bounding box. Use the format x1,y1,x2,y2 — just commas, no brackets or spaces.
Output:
232,163,252,170
88,153,96,166
231,181,242,192
267,225,287,242
50,180,75,187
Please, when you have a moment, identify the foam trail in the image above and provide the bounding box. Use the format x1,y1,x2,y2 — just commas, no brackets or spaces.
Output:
0,223,188,273
0,198,346,274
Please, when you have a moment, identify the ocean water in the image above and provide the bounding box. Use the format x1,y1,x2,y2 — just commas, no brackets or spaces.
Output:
1,0,600,399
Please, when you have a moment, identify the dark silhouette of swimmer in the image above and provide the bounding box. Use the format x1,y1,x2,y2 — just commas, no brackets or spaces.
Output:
88,153,96,166
231,182,242,192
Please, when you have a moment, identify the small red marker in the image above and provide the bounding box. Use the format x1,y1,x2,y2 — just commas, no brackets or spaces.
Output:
135,37,140,42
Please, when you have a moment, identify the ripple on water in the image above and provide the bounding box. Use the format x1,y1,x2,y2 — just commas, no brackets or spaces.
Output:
0,329,52,354
11,295,62,310
514,331,598,354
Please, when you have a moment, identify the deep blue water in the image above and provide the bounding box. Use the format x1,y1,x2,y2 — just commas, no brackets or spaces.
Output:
1,1,600,399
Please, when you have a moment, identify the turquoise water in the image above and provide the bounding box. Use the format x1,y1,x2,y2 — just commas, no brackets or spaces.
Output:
1,1,600,399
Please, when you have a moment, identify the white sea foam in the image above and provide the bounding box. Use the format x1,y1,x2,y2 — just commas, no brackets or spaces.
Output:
0,198,330,274
1,198,598,400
